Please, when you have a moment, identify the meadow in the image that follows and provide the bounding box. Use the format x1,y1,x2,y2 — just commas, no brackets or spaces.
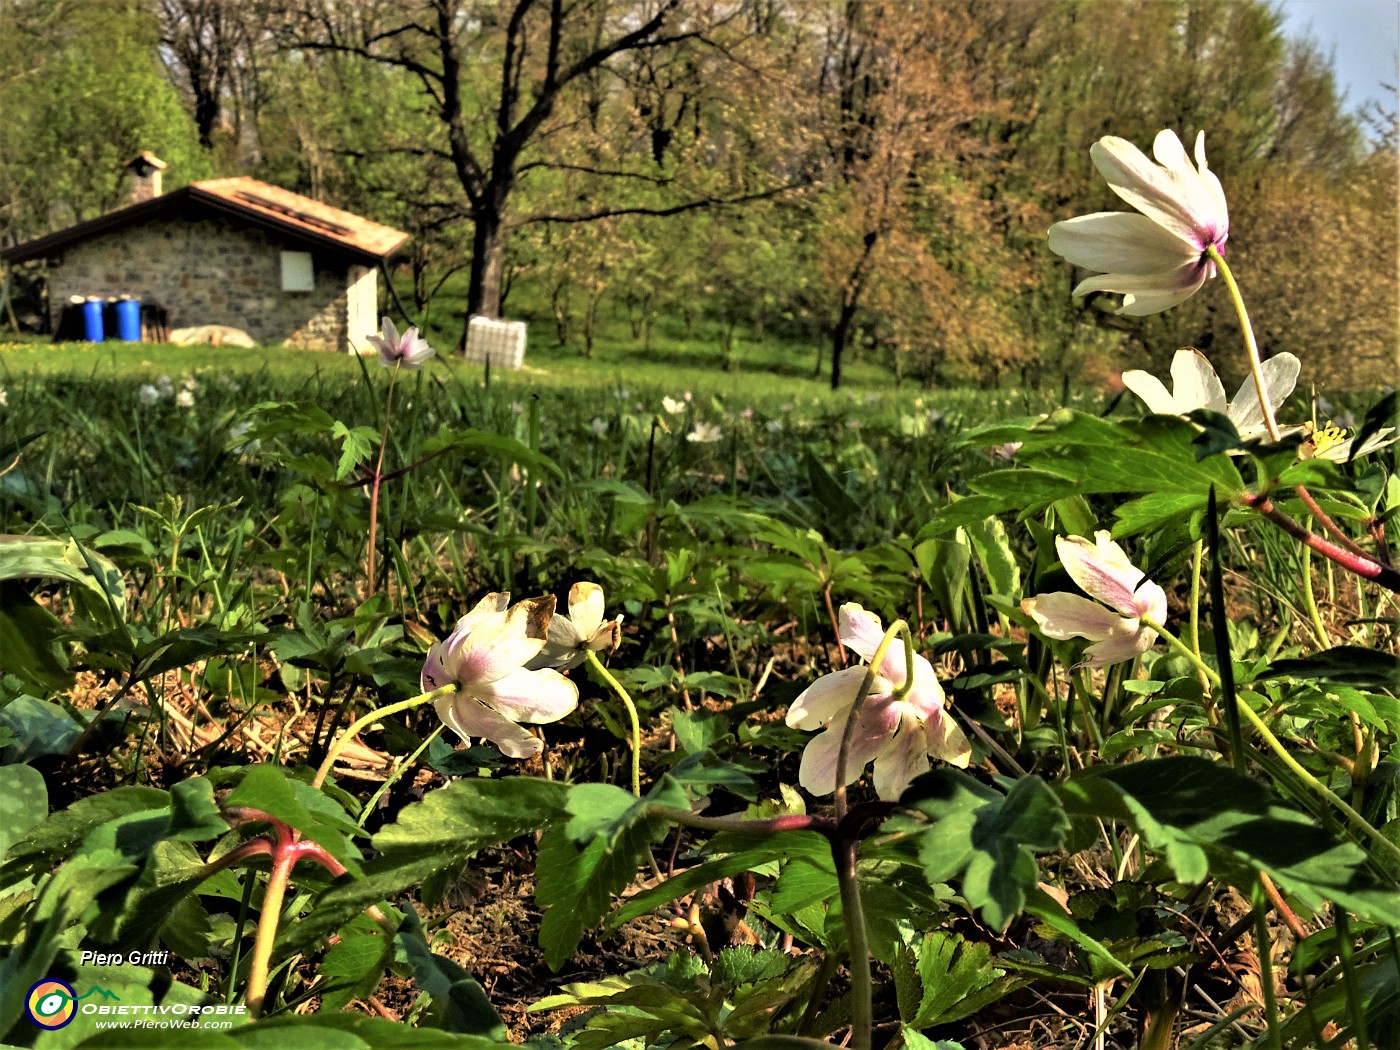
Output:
1,221,1398,1050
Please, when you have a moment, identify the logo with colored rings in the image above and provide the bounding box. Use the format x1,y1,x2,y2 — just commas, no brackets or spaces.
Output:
26,979,78,1029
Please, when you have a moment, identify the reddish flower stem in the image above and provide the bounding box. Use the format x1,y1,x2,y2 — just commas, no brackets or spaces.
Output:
1291,484,1373,561
1241,492,1400,593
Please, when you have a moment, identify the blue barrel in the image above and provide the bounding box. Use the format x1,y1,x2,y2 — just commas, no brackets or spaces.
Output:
114,298,141,342
81,298,104,342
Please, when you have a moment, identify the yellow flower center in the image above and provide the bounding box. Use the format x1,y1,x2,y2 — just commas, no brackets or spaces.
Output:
1313,423,1348,455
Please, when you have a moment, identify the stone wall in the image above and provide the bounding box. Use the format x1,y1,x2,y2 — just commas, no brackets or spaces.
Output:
47,213,355,351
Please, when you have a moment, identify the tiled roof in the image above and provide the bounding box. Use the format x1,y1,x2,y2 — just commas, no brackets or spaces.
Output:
0,178,409,264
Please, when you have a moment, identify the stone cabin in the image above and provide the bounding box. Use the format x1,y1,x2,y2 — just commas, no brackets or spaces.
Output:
0,161,409,352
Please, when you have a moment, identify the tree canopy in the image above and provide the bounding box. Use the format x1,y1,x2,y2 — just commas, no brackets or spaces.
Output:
1,0,1392,389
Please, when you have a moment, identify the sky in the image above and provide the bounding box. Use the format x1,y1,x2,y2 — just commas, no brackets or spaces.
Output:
1275,0,1399,118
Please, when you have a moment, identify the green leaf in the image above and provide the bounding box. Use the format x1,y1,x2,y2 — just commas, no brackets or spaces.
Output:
396,909,507,1040
1259,646,1400,688
0,786,169,886
0,535,126,618
0,592,72,694
901,931,1015,1028
0,695,82,763
0,763,47,862
1058,757,1400,925
166,778,230,843
276,777,567,959
222,764,361,865
536,778,687,970
330,421,379,480
888,772,1068,931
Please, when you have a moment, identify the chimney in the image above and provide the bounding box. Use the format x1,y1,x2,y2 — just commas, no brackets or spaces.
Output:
125,151,168,203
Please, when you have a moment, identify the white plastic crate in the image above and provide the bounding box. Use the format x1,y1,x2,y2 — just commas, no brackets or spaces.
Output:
465,316,527,369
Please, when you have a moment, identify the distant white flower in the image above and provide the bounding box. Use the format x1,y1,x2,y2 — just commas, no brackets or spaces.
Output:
138,384,163,405
687,421,723,443
740,407,754,420
766,420,783,433
0,386,7,407
1021,532,1167,669
990,441,1022,462
511,401,524,416
613,388,630,401
156,375,174,395
180,376,198,393
589,417,608,436
367,316,435,369
229,421,261,454
1122,348,1299,440
662,396,686,415
1048,130,1229,315
175,389,195,408
683,391,692,402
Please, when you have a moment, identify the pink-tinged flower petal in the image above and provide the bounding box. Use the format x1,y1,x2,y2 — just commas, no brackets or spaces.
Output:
479,666,579,724
434,693,542,758
450,596,553,684
903,654,947,721
1071,264,1210,316
1192,132,1230,224
1091,131,1227,251
1082,622,1159,669
926,710,972,768
797,699,900,796
872,722,930,801
786,665,874,730
1021,592,1125,642
1047,212,1198,274
1228,353,1299,438
1056,533,1156,618
837,603,887,664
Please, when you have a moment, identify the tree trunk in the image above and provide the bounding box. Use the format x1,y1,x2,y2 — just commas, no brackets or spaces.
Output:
830,298,859,390
466,203,506,320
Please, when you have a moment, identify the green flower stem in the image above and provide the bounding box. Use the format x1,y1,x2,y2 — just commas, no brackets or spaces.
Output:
1206,246,1280,443
836,835,873,1050
828,618,910,1050
1188,540,1213,701
1144,618,1400,866
357,724,445,828
1299,542,1330,648
585,648,642,797
245,836,297,1018
311,684,456,791
1208,244,1380,564
365,364,401,592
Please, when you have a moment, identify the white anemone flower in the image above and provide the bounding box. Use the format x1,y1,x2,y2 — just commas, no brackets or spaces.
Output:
529,582,622,671
1049,130,1229,315
687,421,723,443
367,316,436,369
1021,532,1167,669
1122,348,1300,440
662,396,686,415
786,603,970,801
1305,425,1399,464
421,592,579,758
